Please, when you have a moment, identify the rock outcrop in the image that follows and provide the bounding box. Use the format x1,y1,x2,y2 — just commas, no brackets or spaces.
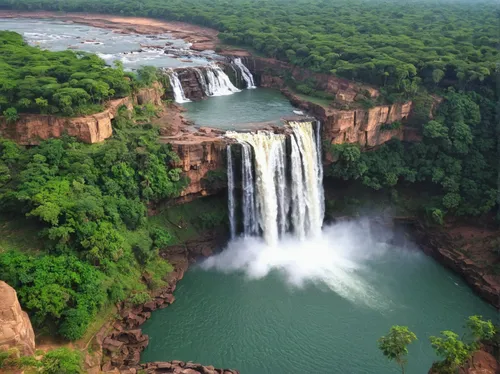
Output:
167,132,227,202
282,89,419,154
404,221,500,310
0,281,36,356
176,69,206,100
140,361,239,374
0,83,164,145
429,349,499,374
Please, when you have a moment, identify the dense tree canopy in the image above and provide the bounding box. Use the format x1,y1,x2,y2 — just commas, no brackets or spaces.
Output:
0,111,186,339
0,0,497,94
0,31,132,116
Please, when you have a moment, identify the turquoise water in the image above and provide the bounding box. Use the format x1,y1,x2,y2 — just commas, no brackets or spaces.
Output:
141,221,496,374
182,88,297,130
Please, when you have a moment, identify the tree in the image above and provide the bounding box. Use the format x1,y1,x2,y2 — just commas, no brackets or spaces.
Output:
378,326,417,374
40,348,82,374
465,315,496,349
3,107,18,123
429,331,471,373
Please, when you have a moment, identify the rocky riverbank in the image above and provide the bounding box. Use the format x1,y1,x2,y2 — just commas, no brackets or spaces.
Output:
398,219,500,310
93,229,234,373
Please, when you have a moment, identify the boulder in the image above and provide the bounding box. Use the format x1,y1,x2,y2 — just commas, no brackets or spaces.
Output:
0,281,35,356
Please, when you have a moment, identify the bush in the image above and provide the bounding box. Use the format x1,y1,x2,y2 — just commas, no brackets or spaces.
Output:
40,348,83,374
129,291,151,306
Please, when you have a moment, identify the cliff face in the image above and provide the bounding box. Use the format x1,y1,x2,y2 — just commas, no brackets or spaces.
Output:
0,83,164,145
0,281,35,356
176,69,205,100
283,90,418,155
167,132,226,203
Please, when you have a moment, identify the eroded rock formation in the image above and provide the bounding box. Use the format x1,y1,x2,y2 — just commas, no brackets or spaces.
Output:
282,89,419,155
0,281,36,356
176,69,206,100
0,83,164,145
168,132,227,203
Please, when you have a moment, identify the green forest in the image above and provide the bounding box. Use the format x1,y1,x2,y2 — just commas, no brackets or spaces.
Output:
0,30,132,117
1,0,497,94
0,108,188,340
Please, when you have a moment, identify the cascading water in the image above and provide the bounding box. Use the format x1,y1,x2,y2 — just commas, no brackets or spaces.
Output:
227,145,236,239
233,58,256,89
200,63,241,96
165,69,191,103
226,121,324,245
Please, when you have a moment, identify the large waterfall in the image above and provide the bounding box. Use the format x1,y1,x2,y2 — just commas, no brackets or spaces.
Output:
165,69,191,103
233,58,256,89
226,121,324,246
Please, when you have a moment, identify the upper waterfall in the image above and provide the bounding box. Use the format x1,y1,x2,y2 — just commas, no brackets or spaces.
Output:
165,69,191,103
195,63,240,97
233,58,256,89
226,121,324,246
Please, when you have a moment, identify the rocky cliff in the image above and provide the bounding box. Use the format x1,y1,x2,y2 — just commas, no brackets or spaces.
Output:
282,90,419,153
176,69,206,100
166,129,227,203
0,83,164,145
0,281,36,356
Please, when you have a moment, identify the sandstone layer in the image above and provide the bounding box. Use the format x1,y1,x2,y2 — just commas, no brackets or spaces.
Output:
429,349,499,374
0,84,163,145
0,281,36,356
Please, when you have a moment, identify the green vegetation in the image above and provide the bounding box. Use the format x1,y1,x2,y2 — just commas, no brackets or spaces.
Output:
378,326,417,374
379,316,496,374
0,31,135,116
0,108,187,340
0,347,83,373
328,88,497,220
2,0,497,97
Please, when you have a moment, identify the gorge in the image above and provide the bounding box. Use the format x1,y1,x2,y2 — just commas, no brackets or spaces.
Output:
0,11,498,374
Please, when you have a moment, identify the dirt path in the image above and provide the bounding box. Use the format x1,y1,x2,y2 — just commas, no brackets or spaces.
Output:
0,10,219,50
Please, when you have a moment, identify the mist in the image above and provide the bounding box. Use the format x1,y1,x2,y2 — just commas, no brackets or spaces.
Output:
200,218,410,309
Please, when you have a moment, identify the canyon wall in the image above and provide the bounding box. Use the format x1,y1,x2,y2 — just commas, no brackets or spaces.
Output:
167,130,227,204
0,281,36,356
0,83,163,145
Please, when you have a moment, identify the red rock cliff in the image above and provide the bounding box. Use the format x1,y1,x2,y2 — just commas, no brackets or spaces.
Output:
167,131,226,203
0,281,35,356
0,83,164,145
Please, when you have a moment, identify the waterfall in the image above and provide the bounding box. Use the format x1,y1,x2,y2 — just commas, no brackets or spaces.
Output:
166,69,190,103
202,63,241,96
233,58,256,89
227,144,236,239
241,143,258,236
226,121,324,245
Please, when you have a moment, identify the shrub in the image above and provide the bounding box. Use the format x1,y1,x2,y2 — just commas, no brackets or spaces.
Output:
40,348,83,374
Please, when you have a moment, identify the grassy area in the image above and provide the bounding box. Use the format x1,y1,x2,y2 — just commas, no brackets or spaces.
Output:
291,91,332,108
148,195,228,245
0,215,44,254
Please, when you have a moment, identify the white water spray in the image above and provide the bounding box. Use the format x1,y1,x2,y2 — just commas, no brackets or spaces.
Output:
233,58,256,89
